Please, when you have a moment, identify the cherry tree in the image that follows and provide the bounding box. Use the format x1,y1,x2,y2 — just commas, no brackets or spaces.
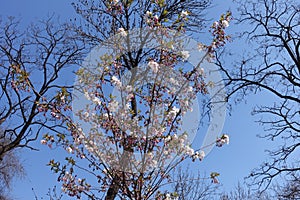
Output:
42,1,231,199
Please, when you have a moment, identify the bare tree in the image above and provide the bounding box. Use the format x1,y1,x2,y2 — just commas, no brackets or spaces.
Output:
219,177,300,200
0,129,24,200
219,183,272,200
216,0,300,190
170,166,220,200
0,16,83,159
272,173,300,200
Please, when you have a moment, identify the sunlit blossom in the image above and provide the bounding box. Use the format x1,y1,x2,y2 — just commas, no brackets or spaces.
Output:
126,93,134,101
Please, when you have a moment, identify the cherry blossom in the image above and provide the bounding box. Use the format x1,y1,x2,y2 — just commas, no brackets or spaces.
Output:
181,10,189,18
222,20,229,28
111,75,122,88
148,60,160,73
216,134,230,147
40,139,47,145
118,27,127,37
180,50,190,61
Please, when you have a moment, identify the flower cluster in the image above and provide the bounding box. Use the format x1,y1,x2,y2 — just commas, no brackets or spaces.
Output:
180,50,190,61
216,134,230,147
10,64,31,92
148,60,160,73
107,0,122,14
191,150,206,161
210,11,232,51
210,172,220,184
181,10,189,19
60,172,91,198
118,27,127,37
145,10,160,27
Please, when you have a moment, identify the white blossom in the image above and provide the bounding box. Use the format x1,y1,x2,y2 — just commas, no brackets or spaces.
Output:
83,111,89,118
197,43,206,51
181,50,190,61
223,134,230,144
165,193,171,200
111,76,122,88
146,11,152,17
216,134,230,147
187,86,193,92
108,100,119,112
84,91,91,100
222,20,229,28
118,27,127,37
185,146,194,156
199,67,204,75
181,10,189,17
199,150,205,161
125,85,133,92
66,146,73,153
169,106,180,115
40,139,47,145
165,135,172,142
92,96,101,105
192,150,205,161
126,93,134,101
148,60,159,73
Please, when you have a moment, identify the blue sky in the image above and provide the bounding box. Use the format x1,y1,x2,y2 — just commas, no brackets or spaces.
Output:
0,0,280,199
